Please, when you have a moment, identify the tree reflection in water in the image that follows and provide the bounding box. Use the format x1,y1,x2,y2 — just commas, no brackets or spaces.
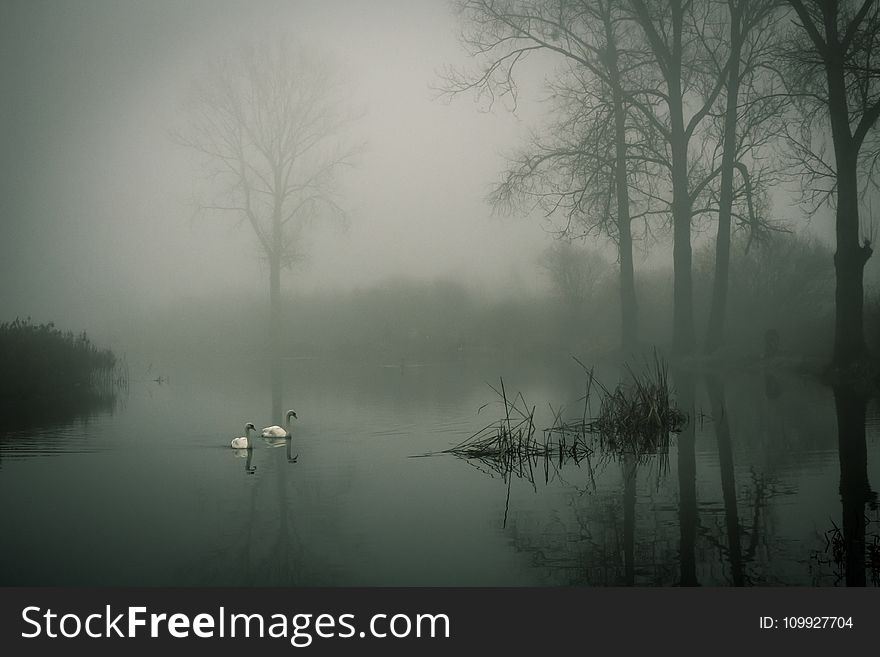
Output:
462,369,878,586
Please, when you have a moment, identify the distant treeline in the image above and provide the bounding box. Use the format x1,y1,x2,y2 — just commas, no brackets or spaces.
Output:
126,232,880,366
0,317,120,399
302,232,839,363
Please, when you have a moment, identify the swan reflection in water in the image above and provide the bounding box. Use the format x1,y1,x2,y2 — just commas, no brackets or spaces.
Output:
231,446,257,474
259,407,299,463
261,434,298,463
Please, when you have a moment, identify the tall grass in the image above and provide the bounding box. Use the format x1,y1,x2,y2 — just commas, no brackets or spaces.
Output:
0,317,126,399
590,354,684,460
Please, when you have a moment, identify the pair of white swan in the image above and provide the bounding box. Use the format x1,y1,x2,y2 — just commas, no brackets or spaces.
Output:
230,410,297,449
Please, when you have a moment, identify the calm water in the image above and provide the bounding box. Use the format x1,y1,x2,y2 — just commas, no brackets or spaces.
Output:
1,354,878,586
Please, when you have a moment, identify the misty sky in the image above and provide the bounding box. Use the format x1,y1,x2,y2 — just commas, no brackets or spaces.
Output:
0,0,843,345
0,0,562,336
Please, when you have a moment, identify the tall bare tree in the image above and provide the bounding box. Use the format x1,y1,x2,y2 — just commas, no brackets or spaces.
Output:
444,0,652,351
625,0,743,354
448,1,786,355
784,0,880,368
177,39,358,360
704,0,788,352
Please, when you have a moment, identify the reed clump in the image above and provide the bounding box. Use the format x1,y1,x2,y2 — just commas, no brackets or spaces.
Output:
542,355,684,463
588,355,685,458
0,316,126,399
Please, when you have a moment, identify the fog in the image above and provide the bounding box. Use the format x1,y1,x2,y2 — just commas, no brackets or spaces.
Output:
4,0,880,593
0,0,564,349
0,0,872,361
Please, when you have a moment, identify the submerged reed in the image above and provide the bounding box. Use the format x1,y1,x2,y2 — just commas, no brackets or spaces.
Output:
438,378,592,485
437,353,686,483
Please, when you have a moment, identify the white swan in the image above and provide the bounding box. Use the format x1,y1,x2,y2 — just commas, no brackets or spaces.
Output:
230,422,256,449
261,410,297,439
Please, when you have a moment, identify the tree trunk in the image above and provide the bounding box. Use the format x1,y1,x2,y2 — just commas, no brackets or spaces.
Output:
622,454,637,586
832,156,871,367
269,253,282,363
270,171,285,367
670,91,695,355
706,2,743,354
605,7,638,353
612,96,638,352
675,369,698,585
611,93,637,351
629,0,694,354
833,386,871,586
668,2,695,355
825,32,872,368
706,374,744,585
618,220,638,353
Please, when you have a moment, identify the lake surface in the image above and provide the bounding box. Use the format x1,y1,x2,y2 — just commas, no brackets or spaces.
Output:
1,353,878,586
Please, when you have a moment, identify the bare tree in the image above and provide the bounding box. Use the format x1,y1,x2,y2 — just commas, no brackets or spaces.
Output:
446,0,780,355
540,241,612,304
704,0,789,352
624,0,747,354
176,38,359,359
443,0,653,351
783,0,880,368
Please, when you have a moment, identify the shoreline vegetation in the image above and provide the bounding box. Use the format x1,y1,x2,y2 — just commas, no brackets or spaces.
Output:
0,318,128,424
114,233,874,373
